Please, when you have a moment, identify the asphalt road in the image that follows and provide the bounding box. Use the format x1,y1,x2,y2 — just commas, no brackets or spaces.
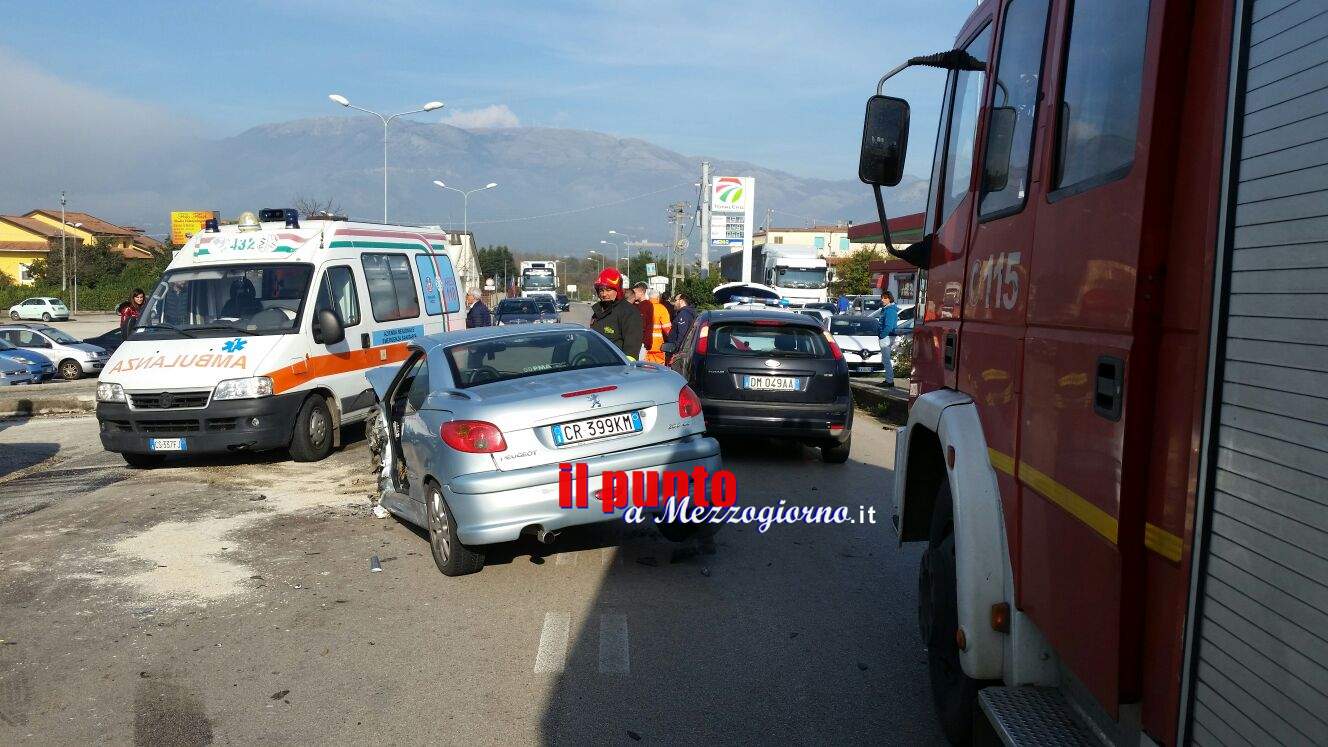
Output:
0,304,942,746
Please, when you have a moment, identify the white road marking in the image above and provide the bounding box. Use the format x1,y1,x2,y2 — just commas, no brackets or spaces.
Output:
599,613,630,675
534,612,571,674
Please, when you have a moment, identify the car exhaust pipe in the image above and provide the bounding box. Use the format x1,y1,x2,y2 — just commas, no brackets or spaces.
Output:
535,527,559,544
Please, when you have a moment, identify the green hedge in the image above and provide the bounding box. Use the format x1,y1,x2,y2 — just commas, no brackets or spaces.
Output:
0,267,166,313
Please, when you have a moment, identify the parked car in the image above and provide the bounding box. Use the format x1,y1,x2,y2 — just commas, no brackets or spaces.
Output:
828,315,885,375
556,293,571,312
0,323,108,379
370,325,721,576
798,302,839,313
82,327,126,357
665,309,853,463
0,338,55,384
494,298,560,325
8,297,70,321
843,294,884,313
794,308,833,329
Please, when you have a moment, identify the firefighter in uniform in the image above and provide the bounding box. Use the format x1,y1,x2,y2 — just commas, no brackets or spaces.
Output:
589,268,643,359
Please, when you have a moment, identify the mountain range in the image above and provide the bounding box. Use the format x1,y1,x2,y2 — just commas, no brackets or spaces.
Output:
35,117,929,255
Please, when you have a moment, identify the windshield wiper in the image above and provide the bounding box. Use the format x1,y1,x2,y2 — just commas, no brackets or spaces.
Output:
188,325,256,336
133,323,197,339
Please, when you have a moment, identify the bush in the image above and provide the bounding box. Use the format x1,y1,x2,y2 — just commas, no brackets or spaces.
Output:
672,269,725,310
892,336,913,379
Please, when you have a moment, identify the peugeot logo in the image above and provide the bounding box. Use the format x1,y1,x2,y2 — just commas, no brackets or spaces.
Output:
159,392,174,407
589,394,603,408
764,359,781,369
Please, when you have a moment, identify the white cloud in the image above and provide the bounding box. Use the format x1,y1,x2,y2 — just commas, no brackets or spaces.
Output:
440,104,520,129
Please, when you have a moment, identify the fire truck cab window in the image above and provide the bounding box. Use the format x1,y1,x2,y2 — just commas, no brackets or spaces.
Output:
979,0,1051,218
940,26,992,223
1053,0,1151,193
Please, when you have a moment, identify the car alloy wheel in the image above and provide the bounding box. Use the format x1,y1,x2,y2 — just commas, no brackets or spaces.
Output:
41,312,52,321
429,488,451,564
8,311,17,319
59,360,81,380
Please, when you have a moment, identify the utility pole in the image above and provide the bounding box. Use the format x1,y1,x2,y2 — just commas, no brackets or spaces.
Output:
699,161,712,277
666,201,687,286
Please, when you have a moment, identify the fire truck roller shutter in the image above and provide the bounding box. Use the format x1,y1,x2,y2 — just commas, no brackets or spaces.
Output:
895,388,1055,684
1185,2,1328,743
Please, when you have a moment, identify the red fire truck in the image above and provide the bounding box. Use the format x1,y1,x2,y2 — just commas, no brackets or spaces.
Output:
859,0,1326,744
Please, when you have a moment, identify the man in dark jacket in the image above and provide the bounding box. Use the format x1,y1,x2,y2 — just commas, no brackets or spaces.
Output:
465,291,491,328
590,268,643,359
666,292,697,364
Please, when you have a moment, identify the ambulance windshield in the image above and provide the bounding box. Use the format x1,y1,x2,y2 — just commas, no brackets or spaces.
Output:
135,264,313,338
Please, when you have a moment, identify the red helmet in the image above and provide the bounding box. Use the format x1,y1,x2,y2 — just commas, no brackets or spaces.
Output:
595,267,624,291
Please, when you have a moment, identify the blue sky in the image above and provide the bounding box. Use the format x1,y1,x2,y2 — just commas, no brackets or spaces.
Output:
1,0,974,181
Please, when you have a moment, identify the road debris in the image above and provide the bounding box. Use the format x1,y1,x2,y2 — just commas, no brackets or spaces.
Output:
369,555,382,573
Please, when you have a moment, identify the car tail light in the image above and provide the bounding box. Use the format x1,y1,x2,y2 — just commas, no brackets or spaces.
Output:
823,331,844,361
752,319,785,326
562,385,617,398
440,420,507,453
695,324,710,355
678,385,703,419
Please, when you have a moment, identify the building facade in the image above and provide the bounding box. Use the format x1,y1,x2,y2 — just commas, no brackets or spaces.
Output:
0,215,68,285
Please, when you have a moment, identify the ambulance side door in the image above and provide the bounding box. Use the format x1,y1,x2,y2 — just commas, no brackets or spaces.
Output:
310,263,370,414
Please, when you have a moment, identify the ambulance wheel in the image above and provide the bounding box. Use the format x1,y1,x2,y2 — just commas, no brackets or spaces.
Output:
920,480,982,745
122,452,163,469
426,480,484,576
290,395,334,462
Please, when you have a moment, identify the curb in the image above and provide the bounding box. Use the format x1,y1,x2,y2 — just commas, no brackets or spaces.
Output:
850,380,909,425
0,393,96,418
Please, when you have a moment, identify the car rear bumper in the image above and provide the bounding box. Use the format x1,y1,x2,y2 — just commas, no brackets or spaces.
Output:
701,396,853,442
443,434,723,545
96,393,304,455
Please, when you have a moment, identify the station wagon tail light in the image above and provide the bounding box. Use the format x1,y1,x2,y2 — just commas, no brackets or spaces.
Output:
678,385,703,419
822,331,844,361
441,420,507,453
695,324,710,355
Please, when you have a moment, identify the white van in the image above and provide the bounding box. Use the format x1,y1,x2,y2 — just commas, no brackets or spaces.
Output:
95,211,463,467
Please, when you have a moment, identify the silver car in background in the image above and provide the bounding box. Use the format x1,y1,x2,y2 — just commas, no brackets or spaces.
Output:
373,324,720,576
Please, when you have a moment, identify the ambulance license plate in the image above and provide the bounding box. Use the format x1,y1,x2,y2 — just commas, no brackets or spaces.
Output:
148,438,186,452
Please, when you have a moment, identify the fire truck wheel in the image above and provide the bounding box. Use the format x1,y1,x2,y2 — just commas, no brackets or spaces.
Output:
922,480,981,744
289,394,334,462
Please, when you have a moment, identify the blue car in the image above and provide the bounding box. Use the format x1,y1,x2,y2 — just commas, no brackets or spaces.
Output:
0,338,55,384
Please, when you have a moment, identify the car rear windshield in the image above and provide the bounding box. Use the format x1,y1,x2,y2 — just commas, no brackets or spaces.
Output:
496,299,545,315
446,331,623,388
712,323,828,357
831,317,880,336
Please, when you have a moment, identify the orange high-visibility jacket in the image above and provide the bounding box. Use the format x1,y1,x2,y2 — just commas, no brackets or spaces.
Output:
645,300,672,363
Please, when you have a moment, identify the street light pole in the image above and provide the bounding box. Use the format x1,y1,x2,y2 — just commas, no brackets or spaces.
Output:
329,94,444,222
600,241,620,273
432,181,498,235
59,191,67,292
587,251,604,272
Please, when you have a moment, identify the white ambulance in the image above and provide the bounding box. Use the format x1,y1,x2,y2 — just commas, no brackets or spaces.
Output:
96,210,463,467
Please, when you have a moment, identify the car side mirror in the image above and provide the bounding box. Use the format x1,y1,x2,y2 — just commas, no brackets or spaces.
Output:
982,106,1017,194
858,95,911,187
661,342,677,354
313,308,345,345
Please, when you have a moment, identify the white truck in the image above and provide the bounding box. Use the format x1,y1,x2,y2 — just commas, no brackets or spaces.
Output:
518,261,558,302
720,244,828,305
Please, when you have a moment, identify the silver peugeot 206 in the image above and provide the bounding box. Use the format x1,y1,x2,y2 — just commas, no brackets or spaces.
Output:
372,324,722,576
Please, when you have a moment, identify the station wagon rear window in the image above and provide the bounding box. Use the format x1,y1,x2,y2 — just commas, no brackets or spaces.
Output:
712,323,828,357
446,331,622,388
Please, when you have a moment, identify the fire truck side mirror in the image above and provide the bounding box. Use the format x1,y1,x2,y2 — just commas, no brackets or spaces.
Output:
982,106,1018,194
858,95,911,187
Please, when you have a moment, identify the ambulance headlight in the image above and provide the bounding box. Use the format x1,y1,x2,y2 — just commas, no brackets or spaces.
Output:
96,382,126,403
213,376,273,400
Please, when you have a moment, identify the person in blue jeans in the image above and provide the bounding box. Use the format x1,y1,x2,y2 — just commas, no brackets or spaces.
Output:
877,291,899,387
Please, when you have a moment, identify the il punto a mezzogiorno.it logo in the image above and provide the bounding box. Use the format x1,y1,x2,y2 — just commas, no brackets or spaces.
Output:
559,462,736,513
